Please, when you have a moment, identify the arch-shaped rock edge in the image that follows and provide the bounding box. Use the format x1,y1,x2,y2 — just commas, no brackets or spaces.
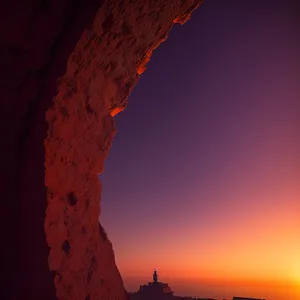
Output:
45,3,203,299
1,0,202,299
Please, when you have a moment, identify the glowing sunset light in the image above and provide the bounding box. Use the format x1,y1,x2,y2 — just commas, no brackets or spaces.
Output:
110,106,126,117
101,1,300,299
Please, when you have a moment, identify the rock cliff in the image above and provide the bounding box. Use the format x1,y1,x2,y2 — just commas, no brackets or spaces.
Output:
1,0,202,299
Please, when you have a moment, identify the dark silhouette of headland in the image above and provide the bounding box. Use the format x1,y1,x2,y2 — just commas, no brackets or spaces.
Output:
128,270,267,300
128,270,216,300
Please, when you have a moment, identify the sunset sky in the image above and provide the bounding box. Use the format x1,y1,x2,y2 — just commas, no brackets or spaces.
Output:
100,1,300,299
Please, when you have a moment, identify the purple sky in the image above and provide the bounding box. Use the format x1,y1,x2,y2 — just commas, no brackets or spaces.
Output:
99,1,300,298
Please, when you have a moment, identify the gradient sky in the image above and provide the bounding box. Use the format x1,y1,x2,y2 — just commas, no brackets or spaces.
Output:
99,1,300,299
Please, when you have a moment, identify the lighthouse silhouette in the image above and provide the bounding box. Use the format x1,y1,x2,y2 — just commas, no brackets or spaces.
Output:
153,269,158,283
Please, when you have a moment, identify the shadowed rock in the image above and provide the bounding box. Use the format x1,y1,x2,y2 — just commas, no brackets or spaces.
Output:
0,0,202,299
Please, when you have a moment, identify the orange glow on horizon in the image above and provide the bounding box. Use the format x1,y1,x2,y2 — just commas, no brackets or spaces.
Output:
115,183,300,289
101,2,300,298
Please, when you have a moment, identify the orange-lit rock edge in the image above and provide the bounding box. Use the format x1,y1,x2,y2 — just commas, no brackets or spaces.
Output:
45,0,203,299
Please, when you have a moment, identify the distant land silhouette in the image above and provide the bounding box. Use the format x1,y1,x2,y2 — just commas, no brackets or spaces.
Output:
128,270,266,300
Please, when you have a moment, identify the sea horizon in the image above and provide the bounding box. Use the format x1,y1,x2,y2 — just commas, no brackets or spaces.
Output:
124,276,300,300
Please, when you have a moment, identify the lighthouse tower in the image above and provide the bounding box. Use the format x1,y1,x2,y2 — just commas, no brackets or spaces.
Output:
153,269,158,283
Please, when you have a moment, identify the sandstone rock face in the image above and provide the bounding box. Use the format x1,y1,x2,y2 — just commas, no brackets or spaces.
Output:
1,0,201,299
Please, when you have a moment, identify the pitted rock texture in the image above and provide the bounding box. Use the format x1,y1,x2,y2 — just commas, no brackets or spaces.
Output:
45,0,203,299
45,2,203,299
45,0,202,299
0,0,201,299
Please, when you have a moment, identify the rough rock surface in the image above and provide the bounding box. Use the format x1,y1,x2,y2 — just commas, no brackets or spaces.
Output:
1,0,202,299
